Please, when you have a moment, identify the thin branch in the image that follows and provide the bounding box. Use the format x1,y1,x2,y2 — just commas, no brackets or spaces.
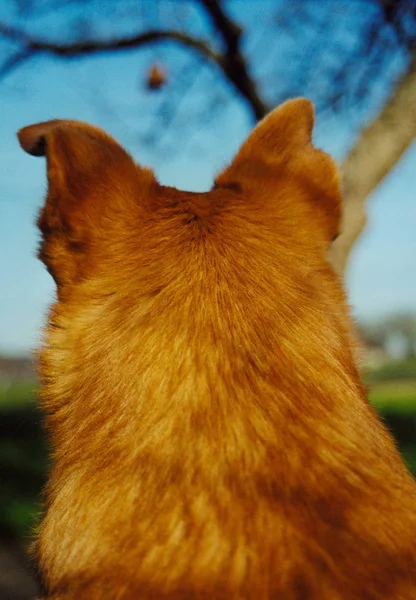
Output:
199,0,270,120
0,49,32,78
0,23,221,67
0,7,269,122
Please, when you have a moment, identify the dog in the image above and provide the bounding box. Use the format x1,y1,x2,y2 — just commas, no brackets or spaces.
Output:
18,99,416,599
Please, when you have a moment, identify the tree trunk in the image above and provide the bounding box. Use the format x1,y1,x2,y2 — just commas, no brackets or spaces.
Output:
328,52,416,276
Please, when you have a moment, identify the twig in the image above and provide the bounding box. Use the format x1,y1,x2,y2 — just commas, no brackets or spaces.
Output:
0,49,32,78
0,23,221,69
200,0,270,120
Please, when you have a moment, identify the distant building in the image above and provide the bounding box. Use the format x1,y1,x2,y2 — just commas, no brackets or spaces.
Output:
355,325,390,370
0,356,35,382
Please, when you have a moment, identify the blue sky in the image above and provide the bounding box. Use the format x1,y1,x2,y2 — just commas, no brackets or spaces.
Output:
0,5,415,356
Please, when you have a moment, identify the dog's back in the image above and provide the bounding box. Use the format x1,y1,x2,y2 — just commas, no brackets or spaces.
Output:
19,100,416,599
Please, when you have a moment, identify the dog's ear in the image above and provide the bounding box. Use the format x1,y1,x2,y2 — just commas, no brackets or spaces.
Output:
17,119,141,210
215,98,315,188
215,98,341,242
17,120,152,286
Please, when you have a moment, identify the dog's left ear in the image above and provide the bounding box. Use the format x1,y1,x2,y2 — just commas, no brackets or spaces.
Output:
17,119,141,214
18,120,151,286
215,98,342,242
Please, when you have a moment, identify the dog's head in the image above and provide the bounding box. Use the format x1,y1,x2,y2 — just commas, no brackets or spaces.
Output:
18,99,341,300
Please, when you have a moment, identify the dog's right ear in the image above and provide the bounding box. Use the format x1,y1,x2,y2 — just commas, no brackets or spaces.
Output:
215,99,342,244
17,120,154,286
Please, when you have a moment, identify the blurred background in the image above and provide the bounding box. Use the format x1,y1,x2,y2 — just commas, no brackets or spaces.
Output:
0,0,415,597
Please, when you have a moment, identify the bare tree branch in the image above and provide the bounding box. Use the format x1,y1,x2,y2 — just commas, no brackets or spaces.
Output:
0,10,268,122
328,51,416,276
200,0,270,120
0,49,32,78
0,22,221,73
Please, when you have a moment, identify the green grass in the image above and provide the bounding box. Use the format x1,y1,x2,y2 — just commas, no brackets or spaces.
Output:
0,400,48,538
401,446,416,476
369,380,416,412
364,357,416,383
366,374,416,474
0,380,38,410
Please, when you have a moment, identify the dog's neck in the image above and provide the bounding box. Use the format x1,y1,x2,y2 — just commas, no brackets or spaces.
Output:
36,247,408,595
38,259,373,481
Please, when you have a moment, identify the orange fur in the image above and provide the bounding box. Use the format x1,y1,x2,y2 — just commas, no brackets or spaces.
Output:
18,99,416,599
